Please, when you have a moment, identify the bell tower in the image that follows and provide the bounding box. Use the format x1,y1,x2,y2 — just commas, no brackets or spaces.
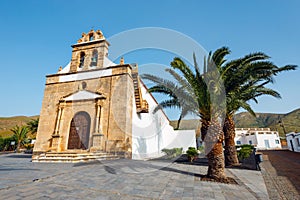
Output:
69,29,110,72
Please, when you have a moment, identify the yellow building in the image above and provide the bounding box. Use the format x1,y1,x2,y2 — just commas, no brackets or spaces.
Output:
33,30,149,162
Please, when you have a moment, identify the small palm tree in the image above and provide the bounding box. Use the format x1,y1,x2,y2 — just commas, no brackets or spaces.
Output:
11,125,29,153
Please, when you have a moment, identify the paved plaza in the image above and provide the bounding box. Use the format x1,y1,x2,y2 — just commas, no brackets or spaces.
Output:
0,153,269,200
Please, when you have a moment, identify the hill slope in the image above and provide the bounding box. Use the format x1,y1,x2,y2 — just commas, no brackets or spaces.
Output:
0,116,38,138
170,108,300,137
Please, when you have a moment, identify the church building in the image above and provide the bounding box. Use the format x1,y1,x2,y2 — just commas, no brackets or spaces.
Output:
32,29,196,162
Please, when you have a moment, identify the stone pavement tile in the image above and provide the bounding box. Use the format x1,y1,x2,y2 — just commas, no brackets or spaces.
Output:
17,188,40,198
55,193,85,200
20,194,42,200
5,196,22,200
141,186,162,193
119,196,147,200
0,191,17,199
149,191,160,198
0,179,17,189
166,189,183,198
211,192,226,200
197,185,214,192
223,190,256,200
84,191,123,200
127,188,148,197
228,168,268,200
198,191,215,199
181,197,193,200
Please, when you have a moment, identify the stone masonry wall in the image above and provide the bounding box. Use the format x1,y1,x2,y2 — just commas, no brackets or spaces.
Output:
34,65,133,155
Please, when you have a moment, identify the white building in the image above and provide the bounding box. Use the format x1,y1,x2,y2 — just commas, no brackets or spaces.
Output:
235,128,282,150
132,80,197,159
286,132,300,152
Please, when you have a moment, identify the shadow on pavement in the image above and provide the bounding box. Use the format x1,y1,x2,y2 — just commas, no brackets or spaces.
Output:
73,160,103,167
7,154,32,158
0,168,40,171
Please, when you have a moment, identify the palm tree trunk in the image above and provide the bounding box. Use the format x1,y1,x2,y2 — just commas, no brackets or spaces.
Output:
223,115,239,166
16,141,21,153
176,114,182,130
201,119,227,180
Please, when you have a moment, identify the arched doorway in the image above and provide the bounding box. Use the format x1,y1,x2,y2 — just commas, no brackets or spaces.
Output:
67,111,91,150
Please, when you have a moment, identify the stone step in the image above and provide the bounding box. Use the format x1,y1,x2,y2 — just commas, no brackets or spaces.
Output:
44,152,108,157
33,157,119,163
32,152,124,163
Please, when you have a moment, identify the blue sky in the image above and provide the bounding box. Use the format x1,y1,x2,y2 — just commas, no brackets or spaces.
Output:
0,0,299,119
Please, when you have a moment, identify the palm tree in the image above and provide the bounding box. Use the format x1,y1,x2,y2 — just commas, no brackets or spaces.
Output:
11,125,29,153
223,83,281,166
27,118,39,138
143,53,228,180
219,50,297,166
142,72,195,130
143,47,298,175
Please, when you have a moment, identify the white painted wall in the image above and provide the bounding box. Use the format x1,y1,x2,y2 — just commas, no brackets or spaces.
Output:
132,82,196,160
59,68,112,83
286,132,300,152
235,128,281,150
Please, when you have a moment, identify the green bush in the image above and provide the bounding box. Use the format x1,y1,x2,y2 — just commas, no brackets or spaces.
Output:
237,144,254,160
0,136,14,151
161,148,183,158
186,147,199,161
186,147,198,156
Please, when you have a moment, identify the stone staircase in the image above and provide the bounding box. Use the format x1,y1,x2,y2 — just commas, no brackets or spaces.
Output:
132,72,148,113
32,152,124,163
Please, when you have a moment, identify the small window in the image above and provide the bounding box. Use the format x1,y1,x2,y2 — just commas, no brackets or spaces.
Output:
79,52,85,68
89,34,94,41
82,82,87,89
236,141,241,145
251,133,255,135
249,140,252,145
297,138,300,146
91,50,98,66
275,139,280,144
258,132,264,134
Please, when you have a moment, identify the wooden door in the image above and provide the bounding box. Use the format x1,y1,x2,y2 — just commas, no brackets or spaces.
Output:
67,112,90,149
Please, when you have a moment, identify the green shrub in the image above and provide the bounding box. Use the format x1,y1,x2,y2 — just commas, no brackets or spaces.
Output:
237,144,254,160
186,147,199,162
161,148,183,158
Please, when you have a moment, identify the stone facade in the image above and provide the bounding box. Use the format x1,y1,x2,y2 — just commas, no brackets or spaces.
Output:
33,30,136,161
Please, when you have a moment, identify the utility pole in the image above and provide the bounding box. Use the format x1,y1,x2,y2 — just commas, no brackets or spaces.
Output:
278,119,287,135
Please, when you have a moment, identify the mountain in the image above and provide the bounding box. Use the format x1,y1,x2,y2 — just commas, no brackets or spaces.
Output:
169,119,200,130
170,108,300,137
234,109,300,136
0,116,38,138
